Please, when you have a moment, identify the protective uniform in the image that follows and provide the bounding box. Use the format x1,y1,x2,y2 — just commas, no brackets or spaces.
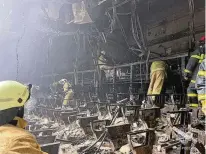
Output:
0,81,46,154
147,61,167,100
98,51,114,78
184,40,205,108
59,79,74,106
0,124,46,154
98,53,107,70
196,59,206,115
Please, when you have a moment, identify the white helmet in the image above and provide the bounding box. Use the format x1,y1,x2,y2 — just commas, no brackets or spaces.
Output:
59,79,67,85
101,50,106,55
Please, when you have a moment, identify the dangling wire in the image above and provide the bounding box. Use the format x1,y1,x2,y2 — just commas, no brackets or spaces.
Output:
187,0,195,49
16,10,26,81
73,31,80,85
30,35,47,77
48,37,57,84
47,37,53,65
140,56,143,88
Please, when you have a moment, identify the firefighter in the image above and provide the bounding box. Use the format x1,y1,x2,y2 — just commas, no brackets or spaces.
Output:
147,61,167,101
98,50,114,78
98,51,110,79
0,81,46,154
58,79,74,108
196,59,206,115
98,51,107,100
98,51,114,100
184,36,205,109
98,51,108,70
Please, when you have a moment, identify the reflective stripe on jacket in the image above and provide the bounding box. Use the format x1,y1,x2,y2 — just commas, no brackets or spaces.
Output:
184,45,205,81
0,124,47,154
98,55,107,70
196,59,206,102
98,55,113,70
63,82,72,93
150,61,167,75
63,90,74,105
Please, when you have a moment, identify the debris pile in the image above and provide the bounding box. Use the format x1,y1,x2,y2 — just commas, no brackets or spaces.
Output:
55,122,86,141
25,97,37,112
59,139,96,154
24,95,206,154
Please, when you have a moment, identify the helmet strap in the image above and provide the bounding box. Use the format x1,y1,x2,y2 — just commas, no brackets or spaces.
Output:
9,117,27,129
16,106,24,118
8,107,24,127
9,120,18,126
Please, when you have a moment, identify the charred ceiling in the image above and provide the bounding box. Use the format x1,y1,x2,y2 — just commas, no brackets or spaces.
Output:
0,0,204,84
89,0,205,60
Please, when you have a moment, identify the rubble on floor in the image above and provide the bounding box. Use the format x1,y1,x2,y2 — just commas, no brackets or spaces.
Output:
54,122,86,140
24,97,206,154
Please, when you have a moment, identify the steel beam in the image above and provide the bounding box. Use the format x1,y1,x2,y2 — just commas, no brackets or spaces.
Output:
41,53,187,77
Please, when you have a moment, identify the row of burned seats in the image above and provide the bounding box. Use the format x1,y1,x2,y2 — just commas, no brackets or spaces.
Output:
26,93,188,153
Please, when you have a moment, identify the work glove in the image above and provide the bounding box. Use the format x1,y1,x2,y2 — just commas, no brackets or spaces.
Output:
183,72,192,82
183,75,188,81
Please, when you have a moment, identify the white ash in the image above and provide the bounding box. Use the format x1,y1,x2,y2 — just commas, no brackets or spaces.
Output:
54,122,86,140
25,97,37,112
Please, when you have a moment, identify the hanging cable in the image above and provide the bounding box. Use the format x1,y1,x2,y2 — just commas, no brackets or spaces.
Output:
131,17,142,49
105,12,113,33
145,50,151,81
187,0,195,49
16,9,26,81
107,0,131,47
47,37,53,65
131,0,149,87
139,56,143,88
46,35,57,84
30,35,47,76
74,31,80,85
115,13,130,47
87,35,101,93
131,0,146,52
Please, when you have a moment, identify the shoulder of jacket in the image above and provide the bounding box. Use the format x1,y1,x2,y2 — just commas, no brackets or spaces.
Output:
0,125,35,138
4,135,45,154
1,127,38,150
10,134,36,144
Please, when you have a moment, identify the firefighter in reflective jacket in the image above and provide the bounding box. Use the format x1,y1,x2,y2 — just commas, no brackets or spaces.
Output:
98,51,114,77
184,36,205,108
58,79,74,107
147,61,167,100
196,59,206,115
0,81,47,154
98,51,107,71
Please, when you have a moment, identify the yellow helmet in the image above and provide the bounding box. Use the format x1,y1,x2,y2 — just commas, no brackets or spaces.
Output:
0,81,30,110
0,81,31,125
